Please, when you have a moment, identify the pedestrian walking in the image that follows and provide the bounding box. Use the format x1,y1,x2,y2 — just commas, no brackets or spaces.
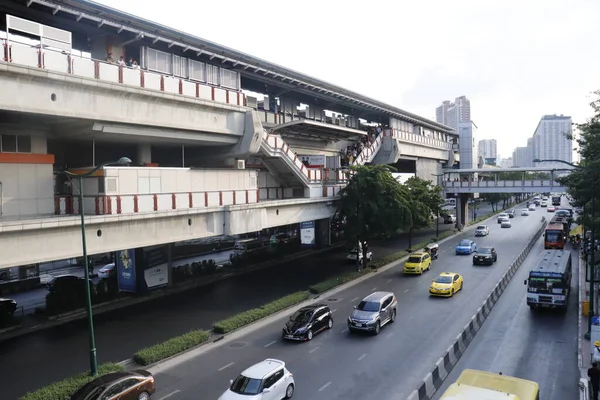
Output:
588,361,600,400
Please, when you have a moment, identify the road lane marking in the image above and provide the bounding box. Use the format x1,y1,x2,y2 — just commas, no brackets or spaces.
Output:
372,287,377,291
351,297,359,302
385,332,394,339
318,382,332,391
332,309,337,313
341,328,349,333
218,362,235,371
358,353,367,361
404,289,410,293
264,340,277,348
157,390,181,400
309,346,321,353
386,279,392,283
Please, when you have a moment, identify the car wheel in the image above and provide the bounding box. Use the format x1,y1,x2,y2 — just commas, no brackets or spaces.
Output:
348,327,356,334
460,282,463,290
390,309,396,323
451,289,455,296
307,330,314,340
369,254,373,261
327,318,333,329
419,267,424,275
285,383,295,399
374,321,381,335
138,392,150,400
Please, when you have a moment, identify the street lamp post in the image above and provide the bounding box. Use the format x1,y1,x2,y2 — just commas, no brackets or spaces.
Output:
534,158,597,339
57,157,131,376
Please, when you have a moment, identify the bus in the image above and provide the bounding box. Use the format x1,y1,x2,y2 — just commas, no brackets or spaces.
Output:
544,223,567,249
524,249,572,310
439,369,539,400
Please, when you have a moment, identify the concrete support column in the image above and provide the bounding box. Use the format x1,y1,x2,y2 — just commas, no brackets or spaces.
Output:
315,218,330,249
456,193,470,229
137,144,152,165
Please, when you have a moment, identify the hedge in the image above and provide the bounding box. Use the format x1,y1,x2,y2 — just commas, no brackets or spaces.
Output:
19,363,124,400
213,291,310,334
133,329,211,366
309,271,368,294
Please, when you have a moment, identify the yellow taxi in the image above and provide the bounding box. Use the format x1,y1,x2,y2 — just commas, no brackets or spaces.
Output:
429,272,463,297
403,252,431,275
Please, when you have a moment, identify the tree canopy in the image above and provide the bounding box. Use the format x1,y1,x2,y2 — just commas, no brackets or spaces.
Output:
339,166,443,265
557,91,600,239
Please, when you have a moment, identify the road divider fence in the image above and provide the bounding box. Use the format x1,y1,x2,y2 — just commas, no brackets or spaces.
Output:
406,216,548,400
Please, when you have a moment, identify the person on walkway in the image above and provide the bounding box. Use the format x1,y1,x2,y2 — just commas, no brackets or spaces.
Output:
588,361,600,400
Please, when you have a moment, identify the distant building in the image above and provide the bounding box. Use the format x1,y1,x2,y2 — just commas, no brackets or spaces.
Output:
529,114,573,169
436,96,471,132
512,147,529,167
500,157,513,169
457,121,479,169
478,139,497,165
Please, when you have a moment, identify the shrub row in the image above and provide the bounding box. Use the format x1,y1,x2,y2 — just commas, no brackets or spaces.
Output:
20,363,124,400
133,329,211,366
213,291,310,334
308,271,368,294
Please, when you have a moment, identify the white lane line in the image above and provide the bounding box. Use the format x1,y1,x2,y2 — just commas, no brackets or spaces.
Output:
157,390,181,400
404,289,410,293
386,279,392,283
332,309,337,313
351,297,359,302
309,346,321,354
372,287,377,291
264,340,277,348
358,353,367,361
318,382,332,391
218,362,235,371
341,328,349,333
385,332,394,339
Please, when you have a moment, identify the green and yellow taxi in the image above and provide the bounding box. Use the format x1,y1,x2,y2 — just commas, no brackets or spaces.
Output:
429,272,464,297
403,252,431,275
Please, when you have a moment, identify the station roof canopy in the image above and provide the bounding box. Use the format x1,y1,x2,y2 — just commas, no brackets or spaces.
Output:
270,119,367,141
442,167,575,174
23,0,456,136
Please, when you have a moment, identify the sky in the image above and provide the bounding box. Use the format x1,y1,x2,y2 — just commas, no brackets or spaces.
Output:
96,0,600,159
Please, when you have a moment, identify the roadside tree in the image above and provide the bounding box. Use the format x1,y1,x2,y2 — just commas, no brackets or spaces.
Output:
403,176,445,250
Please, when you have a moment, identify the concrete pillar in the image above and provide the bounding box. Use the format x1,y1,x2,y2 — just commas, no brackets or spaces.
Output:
456,193,470,229
137,144,152,165
315,218,331,248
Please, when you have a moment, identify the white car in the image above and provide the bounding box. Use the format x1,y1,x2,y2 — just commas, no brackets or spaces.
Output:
521,209,529,216
541,201,548,207
500,218,511,228
219,359,295,400
497,213,509,223
528,204,536,211
474,225,489,236
346,249,373,262
97,263,116,279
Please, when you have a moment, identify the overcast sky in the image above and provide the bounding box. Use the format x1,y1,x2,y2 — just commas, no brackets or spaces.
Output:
98,0,600,159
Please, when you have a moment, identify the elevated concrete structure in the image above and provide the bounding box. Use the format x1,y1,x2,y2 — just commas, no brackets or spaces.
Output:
442,180,567,194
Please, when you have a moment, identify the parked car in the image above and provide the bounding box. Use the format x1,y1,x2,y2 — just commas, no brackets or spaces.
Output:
429,272,464,297
497,213,509,223
348,291,397,335
474,225,489,236
521,209,529,216
473,247,498,265
45,275,89,293
219,359,295,400
270,233,293,245
443,214,457,224
97,263,116,279
70,370,155,400
282,304,333,341
456,239,477,255
346,248,373,263
0,298,17,318
506,209,515,218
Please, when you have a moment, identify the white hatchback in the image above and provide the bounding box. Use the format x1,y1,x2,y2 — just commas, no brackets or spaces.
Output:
500,218,511,228
219,359,295,400
521,209,529,216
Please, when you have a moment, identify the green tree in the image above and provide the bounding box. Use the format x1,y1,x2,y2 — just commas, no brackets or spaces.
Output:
557,91,600,246
339,165,412,269
404,176,445,248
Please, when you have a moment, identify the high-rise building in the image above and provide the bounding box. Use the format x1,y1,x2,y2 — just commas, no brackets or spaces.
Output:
478,139,497,165
512,147,529,167
458,121,479,169
500,157,513,168
529,115,573,169
435,96,471,132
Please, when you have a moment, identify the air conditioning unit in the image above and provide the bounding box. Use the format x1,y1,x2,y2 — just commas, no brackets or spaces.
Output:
236,159,246,170
246,96,258,109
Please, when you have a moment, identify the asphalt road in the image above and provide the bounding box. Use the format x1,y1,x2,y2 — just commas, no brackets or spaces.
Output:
143,204,541,400
432,239,579,399
0,212,475,400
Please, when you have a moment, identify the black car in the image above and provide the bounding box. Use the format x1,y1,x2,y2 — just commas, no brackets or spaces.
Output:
473,247,498,266
506,209,515,218
282,304,333,341
45,275,90,293
0,298,17,318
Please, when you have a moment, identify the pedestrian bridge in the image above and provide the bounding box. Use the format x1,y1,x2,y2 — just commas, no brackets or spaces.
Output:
442,180,567,194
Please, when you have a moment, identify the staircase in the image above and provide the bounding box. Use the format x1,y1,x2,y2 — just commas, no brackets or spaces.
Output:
350,131,385,166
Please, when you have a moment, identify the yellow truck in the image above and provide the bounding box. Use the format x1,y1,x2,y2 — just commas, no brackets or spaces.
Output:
439,369,539,400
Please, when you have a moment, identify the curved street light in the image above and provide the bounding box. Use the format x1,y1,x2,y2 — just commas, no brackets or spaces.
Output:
535,158,597,340
56,157,131,376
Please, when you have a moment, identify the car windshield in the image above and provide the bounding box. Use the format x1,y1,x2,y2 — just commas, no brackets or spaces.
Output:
407,256,422,263
434,276,453,284
459,240,471,246
357,301,380,312
545,231,562,242
290,309,312,323
70,382,106,400
230,375,262,395
502,221,510,224
476,226,486,230
478,248,492,254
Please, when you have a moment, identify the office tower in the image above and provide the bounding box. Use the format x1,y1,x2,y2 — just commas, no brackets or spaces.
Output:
435,96,471,132
478,139,497,165
530,115,573,169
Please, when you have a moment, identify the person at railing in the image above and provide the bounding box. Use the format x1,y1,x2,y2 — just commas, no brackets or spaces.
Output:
106,52,114,63
118,55,126,67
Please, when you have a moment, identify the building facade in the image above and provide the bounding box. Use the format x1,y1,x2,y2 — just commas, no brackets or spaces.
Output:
512,147,529,168
435,96,471,133
457,121,479,169
478,139,497,165
530,115,573,168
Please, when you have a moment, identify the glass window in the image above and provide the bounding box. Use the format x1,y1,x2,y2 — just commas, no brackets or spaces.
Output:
17,135,31,152
221,68,239,89
230,375,261,395
206,64,219,85
290,309,312,323
478,248,492,254
1,135,17,152
407,256,422,263
147,48,172,74
357,301,380,312
173,55,188,78
189,60,205,82
264,369,284,389
434,276,453,284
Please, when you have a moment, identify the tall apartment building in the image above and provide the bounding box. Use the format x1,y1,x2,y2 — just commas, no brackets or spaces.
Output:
500,157,513,168
512,147,529,167
528,114,573,169
436,96,471,132
478,139,497,165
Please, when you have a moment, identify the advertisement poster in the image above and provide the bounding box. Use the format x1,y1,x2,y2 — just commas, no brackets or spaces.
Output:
298,155,325,168
300,221,315,247
141,245,169,289
116,249,137,293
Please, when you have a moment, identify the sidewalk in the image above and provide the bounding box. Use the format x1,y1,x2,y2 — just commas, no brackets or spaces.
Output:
578,249,594,399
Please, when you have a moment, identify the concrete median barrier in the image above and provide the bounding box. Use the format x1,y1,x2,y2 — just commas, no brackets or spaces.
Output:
407,216,548,400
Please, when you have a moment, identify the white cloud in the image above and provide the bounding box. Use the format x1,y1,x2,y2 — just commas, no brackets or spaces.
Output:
98,0,600,157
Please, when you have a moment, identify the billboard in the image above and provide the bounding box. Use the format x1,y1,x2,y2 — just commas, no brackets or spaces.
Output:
300,221,315,247
116,249,137,292
140,245,169,290
298,155,325,168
